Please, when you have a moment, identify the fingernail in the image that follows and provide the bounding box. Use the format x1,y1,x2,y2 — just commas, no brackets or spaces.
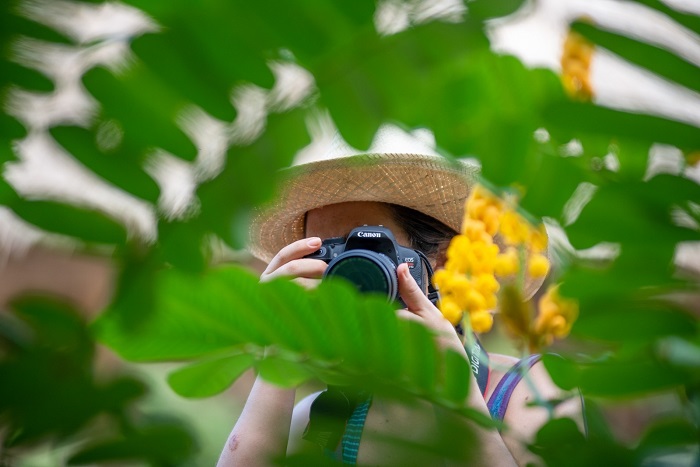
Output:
307,237,321,248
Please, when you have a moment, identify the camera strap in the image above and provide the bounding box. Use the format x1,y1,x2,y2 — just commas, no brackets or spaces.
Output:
464,335,491,397
416,250,440,306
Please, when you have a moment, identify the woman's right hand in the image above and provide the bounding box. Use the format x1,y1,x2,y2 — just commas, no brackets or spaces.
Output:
260,237,328,289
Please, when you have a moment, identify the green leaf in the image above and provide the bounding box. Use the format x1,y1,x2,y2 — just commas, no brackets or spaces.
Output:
636,418,699,452
67,424,195,465
402,320,437,395
1,59,54,92
168,353,255,398
314,280,366,367
261,278,331,358
0,6,72,46
468,0,526,20
359,294,404,380
95,266,274,361
158,219,208,273
257,356,313,388
572,22,700,95
0,111,26,143
531,418,634,467
131,32,237,122
542,353,579,392
632,0,700,36
82,66,198,161
10,200,127,245
0,297,145,446
50,126,160,203
549,354,689,397
314,20,489,150
544,102,700,150
519,151,588,218
312,278,368,368
0,177,19,205
440,349,471,405
573,301,697,343
567,175,699,249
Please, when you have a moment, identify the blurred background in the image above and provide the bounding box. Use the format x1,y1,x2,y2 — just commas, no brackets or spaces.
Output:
1,0,699,465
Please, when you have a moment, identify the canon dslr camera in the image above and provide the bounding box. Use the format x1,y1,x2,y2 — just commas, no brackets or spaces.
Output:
305,225,437,304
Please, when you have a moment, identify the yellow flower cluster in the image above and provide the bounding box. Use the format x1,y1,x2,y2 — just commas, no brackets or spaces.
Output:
532,284,579,350
561,30,595,101
433,185,551,334
499,282,579,352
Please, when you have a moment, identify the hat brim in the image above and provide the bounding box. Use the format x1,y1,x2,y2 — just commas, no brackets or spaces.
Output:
248,153,479,263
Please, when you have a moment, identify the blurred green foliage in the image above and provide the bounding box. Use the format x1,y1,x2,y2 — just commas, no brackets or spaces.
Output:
0,0,699,464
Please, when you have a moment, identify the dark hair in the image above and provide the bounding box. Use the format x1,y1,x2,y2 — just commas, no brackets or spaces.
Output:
387,204,457,262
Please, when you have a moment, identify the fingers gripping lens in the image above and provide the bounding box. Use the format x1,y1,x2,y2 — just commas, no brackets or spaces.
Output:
325,250,399,300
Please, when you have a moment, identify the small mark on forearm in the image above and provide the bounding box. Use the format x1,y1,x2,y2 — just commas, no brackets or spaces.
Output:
228,434,240,452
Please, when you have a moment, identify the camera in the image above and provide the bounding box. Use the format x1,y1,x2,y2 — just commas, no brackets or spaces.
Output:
305,225,437,304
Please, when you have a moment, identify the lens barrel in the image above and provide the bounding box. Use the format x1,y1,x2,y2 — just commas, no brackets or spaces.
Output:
324,250,398,300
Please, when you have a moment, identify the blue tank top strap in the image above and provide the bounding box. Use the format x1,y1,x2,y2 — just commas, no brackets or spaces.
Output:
340,396,372,464
486,354,542,423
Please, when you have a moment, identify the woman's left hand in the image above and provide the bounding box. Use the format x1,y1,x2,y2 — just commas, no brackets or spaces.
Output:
395,263,466,356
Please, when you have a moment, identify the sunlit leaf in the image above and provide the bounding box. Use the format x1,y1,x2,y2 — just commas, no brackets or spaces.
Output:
257,356,313,388
168,353,255,398
95,266,273,360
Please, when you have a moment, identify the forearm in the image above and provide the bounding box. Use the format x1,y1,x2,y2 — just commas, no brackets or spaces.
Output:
217,376,296,467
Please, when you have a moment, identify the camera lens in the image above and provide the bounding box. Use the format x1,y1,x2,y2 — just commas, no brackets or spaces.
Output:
325,250,398,300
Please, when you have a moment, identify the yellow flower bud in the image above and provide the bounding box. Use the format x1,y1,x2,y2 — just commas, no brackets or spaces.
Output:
462,219,487,242
439,298,463,325
499,210,530,246
484,292,497,310
465,289,486,311
530,224,548,254
494,248,520,276
474,273,500,296
528,254,550,278
467,197,488,221
483,205,501,236
470,310,493,333
533,284,579,345
561,30,594,101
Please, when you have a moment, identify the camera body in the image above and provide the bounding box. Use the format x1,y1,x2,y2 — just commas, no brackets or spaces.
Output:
306,225,430,302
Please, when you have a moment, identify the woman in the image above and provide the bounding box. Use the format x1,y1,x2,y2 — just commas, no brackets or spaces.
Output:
218,125,583,466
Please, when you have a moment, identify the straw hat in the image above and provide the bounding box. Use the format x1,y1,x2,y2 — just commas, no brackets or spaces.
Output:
248,124,479,263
